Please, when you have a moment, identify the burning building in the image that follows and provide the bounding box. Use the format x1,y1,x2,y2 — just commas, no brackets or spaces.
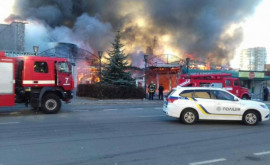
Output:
147,64,180,92
139,53,233,93
39,42,100,87
0,21,25,52
1,1,263,93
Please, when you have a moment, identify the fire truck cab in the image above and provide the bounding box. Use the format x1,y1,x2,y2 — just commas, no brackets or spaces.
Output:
0,51,74,113
178,73,250,99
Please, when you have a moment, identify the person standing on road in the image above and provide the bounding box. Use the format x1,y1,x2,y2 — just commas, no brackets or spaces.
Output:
148,81,156,100
263,86,269,101
158,84,164,100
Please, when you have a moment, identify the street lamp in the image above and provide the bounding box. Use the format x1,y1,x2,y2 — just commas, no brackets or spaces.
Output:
33,46,39,56
98,51,103,82
186,57,190,74
144,54,149,98
167,54,170,64
97,51,103,99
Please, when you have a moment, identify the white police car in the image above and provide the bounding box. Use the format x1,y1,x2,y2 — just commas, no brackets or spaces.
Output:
163,87,269,125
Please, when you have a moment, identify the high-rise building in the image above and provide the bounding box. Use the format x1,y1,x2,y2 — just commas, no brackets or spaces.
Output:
239,47,267,71
0,21,25,51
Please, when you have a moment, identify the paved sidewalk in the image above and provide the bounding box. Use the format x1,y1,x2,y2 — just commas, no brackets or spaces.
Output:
264,101,270,107
70,96,270,107
70,96,164,105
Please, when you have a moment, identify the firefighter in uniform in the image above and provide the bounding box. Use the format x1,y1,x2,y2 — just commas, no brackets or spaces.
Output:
158,84,164,100
148,81,156,100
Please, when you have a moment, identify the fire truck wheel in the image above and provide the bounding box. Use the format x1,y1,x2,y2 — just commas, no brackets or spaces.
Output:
242,95,250,100
41,93,61,114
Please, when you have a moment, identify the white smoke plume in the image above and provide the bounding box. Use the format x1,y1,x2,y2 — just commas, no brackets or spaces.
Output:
24,14,113,53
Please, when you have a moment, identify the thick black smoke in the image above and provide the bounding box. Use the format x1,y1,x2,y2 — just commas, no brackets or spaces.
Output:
145,0,260,63
13,0,84,27
13,0,262,64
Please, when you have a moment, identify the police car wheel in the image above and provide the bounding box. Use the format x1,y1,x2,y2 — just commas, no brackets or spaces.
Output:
41,93,61,114
243,111,259,125
181,109,197,124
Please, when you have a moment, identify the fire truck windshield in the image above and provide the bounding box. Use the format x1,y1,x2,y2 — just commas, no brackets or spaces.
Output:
58,62,70,73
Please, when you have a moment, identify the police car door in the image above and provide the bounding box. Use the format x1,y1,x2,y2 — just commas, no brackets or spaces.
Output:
211,90,242,120
192,90,215,120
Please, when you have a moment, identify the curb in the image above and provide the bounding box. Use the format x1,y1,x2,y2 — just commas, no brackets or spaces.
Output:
69,97,164,105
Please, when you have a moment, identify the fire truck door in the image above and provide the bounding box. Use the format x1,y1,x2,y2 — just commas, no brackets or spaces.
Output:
224,80,233,92
57,62,72,90
0,61,15,106
233,80,241,97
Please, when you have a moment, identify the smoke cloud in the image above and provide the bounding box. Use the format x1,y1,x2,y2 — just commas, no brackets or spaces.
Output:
22,14,113,53
12,0,262,65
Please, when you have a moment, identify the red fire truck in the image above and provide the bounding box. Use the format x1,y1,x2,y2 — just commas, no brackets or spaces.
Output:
0,51,74,113
178,73,250,99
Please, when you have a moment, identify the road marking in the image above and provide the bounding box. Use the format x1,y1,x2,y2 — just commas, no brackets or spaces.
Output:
0,122,20,125
138,115,164,118
129,107,161,110
189,158,226,165
103,109,118,111
130,108,144,110
76,109,89,111
254,151,270,156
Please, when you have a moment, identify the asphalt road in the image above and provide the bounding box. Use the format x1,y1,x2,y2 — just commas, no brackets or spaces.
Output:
1,101,270,165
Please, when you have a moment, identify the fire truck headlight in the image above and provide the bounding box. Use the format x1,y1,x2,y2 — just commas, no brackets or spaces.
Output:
25,87,31,92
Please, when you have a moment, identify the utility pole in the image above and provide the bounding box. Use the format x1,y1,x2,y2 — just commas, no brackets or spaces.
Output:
98,51,103,99
33,46,39,56
98,51,103,81
186,57,190,74
144,54,149,98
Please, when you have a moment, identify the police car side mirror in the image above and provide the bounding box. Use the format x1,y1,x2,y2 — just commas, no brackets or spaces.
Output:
234,97,239,101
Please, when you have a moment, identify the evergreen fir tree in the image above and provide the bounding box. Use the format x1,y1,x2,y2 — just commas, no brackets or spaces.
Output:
101,31,135,87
